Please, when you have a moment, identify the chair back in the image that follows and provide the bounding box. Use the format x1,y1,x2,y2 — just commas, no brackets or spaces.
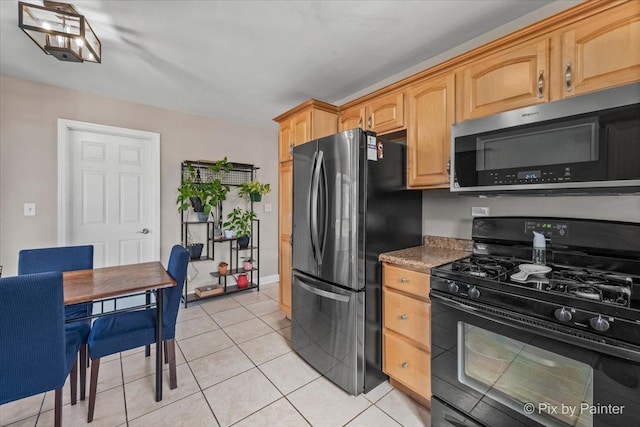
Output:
18,245,93,274
163,245,189,334
0,272,67,405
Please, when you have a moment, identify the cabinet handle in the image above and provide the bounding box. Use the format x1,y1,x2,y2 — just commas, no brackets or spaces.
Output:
400,314,408,320
402,362,409,369
400,277,409,283
565,62,573,92
358,117,363,127
367,115,372,129
537,70,544,99
446,159,451,177
289,143,294,154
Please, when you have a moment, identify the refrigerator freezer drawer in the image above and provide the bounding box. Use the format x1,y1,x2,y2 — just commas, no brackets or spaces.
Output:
291,270,365,395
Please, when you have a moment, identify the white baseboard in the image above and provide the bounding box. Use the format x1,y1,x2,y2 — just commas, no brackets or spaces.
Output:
260,274,279,284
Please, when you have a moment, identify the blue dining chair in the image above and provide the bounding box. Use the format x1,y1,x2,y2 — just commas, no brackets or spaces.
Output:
0,272,84,427
18,245,94,402
87,244,189,422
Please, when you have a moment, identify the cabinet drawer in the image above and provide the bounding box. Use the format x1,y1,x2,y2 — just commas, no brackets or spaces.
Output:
383,263,430,298
383,332,431,400
383,288,430,347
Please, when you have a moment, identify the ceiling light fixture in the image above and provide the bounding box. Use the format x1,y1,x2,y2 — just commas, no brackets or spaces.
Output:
18,1,101,63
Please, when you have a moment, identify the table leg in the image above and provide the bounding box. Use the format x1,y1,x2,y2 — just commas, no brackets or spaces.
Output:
145,291,151,357
155,288,163,401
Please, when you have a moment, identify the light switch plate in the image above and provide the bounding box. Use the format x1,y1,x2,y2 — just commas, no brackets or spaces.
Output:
471,206,490,217
24,203,36,216
264,203,273,212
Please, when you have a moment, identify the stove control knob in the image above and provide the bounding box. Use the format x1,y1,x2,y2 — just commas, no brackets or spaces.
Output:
468,286,480,299
554,307,572,322
447,281,459,293
590,315,610,332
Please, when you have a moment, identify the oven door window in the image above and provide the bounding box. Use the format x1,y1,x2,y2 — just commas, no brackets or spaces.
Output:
458,323,594,427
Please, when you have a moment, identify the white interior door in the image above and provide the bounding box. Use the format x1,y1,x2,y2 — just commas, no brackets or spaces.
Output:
58,120,160,268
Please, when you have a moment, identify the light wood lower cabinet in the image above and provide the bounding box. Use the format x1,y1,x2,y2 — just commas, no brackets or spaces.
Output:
278,161,293,317
382,262,431,406
383,332,431,400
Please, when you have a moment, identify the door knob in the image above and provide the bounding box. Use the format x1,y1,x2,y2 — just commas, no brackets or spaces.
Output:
137,228,150,234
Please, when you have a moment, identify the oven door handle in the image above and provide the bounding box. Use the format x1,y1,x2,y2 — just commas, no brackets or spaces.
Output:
431,291,640,363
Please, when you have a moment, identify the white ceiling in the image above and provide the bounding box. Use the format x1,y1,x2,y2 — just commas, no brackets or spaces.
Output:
0,1,576,128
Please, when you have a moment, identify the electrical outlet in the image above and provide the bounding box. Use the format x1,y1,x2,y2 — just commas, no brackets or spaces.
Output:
264,203,273,212
471,206,490,217
24,203,36,216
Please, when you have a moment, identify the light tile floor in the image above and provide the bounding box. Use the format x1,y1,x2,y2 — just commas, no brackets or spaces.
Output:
0,282,431,427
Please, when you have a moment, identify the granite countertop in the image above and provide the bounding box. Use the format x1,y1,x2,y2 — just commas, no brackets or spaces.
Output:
379,236,471,274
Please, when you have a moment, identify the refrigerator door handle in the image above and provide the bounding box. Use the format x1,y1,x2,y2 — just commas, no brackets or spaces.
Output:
310,150,324,265
308,151,319,262
296,279,350,303
318,153,328,264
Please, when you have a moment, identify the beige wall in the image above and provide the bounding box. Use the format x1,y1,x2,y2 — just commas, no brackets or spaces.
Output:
0,74,278,282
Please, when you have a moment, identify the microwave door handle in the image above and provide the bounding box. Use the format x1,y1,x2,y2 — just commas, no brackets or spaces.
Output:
308,151,319,262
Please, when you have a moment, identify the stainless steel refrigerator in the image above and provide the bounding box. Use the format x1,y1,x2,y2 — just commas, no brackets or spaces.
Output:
291,128,422,395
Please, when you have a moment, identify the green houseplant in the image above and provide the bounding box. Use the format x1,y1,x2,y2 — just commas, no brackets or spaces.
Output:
177,158,233,222
223,207,256,248
238,181,271,202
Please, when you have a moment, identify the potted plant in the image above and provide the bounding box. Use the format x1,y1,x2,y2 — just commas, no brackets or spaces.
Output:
177,159,233,222
185,231,204,260
223,207,256,248
218,261,228,276
238,180,271,202
242,257,254,271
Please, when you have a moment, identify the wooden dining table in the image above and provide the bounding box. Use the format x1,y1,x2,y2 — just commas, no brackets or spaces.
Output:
63,261,176,402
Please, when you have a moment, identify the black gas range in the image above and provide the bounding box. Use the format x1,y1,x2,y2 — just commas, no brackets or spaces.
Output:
429,217,640,427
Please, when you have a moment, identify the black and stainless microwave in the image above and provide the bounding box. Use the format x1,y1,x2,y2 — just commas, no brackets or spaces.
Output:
451,82,640,195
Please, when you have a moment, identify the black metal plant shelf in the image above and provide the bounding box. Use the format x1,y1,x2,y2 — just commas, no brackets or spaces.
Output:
181,160,258,187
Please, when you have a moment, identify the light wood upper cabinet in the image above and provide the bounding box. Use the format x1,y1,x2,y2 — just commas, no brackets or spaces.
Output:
458,38,549,122
407,73,455,189
368,91,405,134
338,104,365,132
275,100,338,163
339,91,405,135
559,1,640,98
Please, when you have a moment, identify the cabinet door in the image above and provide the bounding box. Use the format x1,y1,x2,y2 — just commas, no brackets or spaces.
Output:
279,236,292,317
279,119,293,163
561,2,640,98
339,105,365,132
292,110,312,148
368,91,405,134
407,74,455,188
459,39,549,121
279,161,293,317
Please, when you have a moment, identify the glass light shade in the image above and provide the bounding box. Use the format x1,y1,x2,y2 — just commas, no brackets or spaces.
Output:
18,1,101,63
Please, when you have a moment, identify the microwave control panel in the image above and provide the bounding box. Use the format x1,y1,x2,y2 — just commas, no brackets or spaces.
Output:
484,166,573,186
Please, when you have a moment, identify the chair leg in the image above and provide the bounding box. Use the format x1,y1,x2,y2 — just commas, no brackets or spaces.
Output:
164,340,168,364
145,344,150,357
87,358,101,423
54,388,62,427
166,339,177,389
69,355,78,405
80,344,87,400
